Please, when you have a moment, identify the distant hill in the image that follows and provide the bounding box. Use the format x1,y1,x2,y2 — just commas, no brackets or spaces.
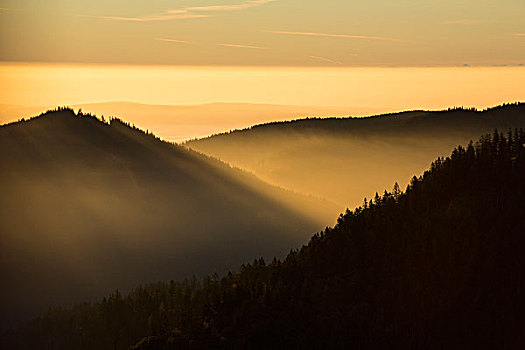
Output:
187,103,525,208
6,128,524,349
0,102,366,143
0,108,337,327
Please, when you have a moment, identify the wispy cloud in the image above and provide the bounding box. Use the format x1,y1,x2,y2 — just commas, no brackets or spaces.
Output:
155,38,190,44
265,30,395,41
512,33,525,36
186,0,277,12
217,43,268,49
309,56,343,65
442,19,497,25
0,7,21,11
102,0,277,22
101,13,208,22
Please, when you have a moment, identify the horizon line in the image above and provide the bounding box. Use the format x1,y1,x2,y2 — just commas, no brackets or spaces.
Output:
1,60,524,69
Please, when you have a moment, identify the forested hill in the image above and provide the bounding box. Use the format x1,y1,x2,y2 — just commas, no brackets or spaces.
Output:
192,103,525,139
6,129,525,349
0,108,336,328
187,103,525,208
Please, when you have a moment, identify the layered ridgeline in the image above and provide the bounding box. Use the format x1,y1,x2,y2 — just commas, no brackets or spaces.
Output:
0,108,337,327
5,130,524,349
0,102,359,143
187,103,525,208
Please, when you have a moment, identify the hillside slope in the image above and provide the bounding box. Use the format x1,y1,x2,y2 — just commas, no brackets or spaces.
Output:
6,129,525,349
0,108,336,327
187,103,525,208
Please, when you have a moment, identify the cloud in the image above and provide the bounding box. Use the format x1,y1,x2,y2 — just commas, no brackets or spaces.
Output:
187,0,278,12
101,14,208,22
265,30,394,41
102,0,277,22
442,19,497,25
155,38,190,44
513,33,525,36
217,43,268,49
309,56,343,65
0,7,21,11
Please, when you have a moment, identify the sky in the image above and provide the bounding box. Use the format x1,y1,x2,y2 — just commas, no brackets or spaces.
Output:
1,0,524,66
2,64,524,108
0,0,523,135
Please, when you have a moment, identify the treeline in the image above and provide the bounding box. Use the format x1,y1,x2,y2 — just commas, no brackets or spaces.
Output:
190,102,525,141
4,129,525,349
1,107,160,140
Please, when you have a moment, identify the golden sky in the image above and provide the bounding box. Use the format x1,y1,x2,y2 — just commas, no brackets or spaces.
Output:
2,64,524,108
1,0,524,66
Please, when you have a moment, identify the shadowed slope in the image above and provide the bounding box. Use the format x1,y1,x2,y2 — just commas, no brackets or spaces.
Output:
187,103,525,208
0,109,336,327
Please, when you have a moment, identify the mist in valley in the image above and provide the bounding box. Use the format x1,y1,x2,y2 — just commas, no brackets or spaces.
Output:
188,105,525,209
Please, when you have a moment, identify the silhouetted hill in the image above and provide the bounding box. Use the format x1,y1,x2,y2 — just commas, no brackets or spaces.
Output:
5,129,525,349
0,102,358,142
187,103,525,208
193,103,525,137
0,108,336,328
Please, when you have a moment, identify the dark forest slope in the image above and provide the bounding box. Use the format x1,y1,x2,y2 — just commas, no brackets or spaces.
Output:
187,103,525,208
6,129,525,349
0,108,336,327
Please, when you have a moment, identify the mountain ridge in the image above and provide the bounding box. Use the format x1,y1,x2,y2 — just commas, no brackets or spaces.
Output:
0,102,362,143
188,103,525,140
